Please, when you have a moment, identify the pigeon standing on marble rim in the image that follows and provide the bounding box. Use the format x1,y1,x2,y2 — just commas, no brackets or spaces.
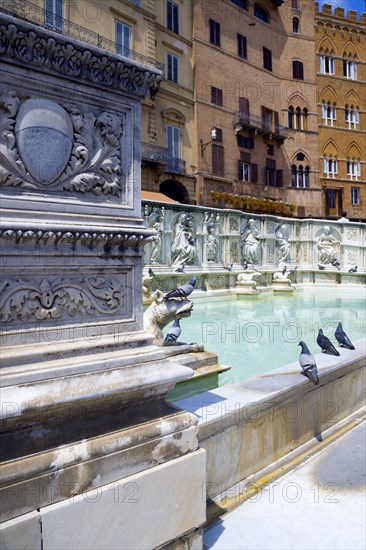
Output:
316,328,340,356
335,322,355,350
164,276,197,300
298,341,319,385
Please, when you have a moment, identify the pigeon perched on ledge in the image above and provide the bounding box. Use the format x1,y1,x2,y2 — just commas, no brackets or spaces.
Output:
164,319,181,343
175,264,185,273
318,264,325,270
148,268,156,278
164,276,197,300
223,263,233,271
331,259,341,269
335,322,355,350
289,266,297,276
316,328,340,356
282,265,287,276
348,266,357,273
298,341,319,385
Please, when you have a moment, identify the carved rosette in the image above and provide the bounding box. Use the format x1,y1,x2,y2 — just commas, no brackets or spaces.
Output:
0,276,126,323
0,94,124,198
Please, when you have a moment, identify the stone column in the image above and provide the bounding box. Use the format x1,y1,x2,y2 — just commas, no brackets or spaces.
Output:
0,13,205,549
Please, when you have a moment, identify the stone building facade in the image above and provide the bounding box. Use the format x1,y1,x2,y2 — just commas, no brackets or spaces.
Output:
315,2,366,220
3,0,365,218
192,0,321,217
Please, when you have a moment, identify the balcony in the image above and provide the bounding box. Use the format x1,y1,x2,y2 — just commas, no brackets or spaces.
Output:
164,157,186,175
233,112,288,143
0,0,164,71
141,143,168,165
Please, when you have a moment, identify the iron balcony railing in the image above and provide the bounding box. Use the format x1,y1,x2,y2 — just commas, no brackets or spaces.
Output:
141,143,168,165
164,157,186,175
0,0,164,71
233,111,288,140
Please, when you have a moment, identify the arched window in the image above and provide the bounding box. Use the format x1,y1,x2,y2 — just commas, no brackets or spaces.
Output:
345,104,359,128
288,106,308,130
343,56,357,79
346,158,361,180
254,4,269,23
293,60,304,80
319,51,334,75
291,164,310,188
321,101,336,126
323,155,338,177
292,17,299,33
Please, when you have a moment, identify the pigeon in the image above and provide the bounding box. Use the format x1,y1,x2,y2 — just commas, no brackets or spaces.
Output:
243,261,248,270
282,265,287,276
148,268,156,277
348,266,357,273
164,319,181,343
174,264,185,273
223,263,233,272
298,341,319,385
289,266,298,276
316,328,340,356
164,276,197,300
318,264,325,270
331,259,341,269
335,322,355,350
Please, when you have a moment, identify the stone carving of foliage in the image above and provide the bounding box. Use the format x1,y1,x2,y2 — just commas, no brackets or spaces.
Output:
347,251,357,263
0,21,161,98
230,241,239,263
229,218,239,232
346,230,357,241
0,94,123,196
0,276,125,322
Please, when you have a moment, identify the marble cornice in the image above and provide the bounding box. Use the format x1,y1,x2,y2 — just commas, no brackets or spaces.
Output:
0,13,162,99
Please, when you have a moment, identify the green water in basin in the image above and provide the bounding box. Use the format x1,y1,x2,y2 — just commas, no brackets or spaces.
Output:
164,286,366,386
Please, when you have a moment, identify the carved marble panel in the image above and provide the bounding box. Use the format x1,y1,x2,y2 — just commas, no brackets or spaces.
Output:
229,218,239,232
0,94,124,199
0,270,131,327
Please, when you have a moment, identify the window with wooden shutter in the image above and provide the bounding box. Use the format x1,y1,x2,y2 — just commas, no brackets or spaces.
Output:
209,19,221,47
274,111,279,132
237,34,247,59
211,87,223,106
276,170,283,187
45,0,64,32
263,47,272,71
116,21,131,57
167,0,179,34
293,60,304,80
212,144,224,177
251,164,258,182
239,97,249,124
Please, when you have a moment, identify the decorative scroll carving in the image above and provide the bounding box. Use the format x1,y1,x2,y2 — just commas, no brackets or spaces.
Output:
346,230,357,241
230,241,240,263
0,19,161,98
0,94,123,197
0,228,154,250
229,218,239,232
0,276,125,322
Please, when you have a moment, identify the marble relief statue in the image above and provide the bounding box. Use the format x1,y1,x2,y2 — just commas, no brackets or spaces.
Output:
275,224,290,264
150,208,165,264
204,212,219,262
171,213,197,266
317,226,340,265
241,219,262,265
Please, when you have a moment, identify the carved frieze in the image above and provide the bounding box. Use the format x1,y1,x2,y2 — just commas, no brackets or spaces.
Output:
229,218,239,232
0,275,125,323
230,241,239,263
0,94,124,197
0,18,161,98
346,230,357,241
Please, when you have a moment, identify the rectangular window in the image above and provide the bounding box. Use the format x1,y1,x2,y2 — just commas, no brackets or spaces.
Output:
237,135,253,149
237,34,247,59
322,103,336,126
238,161,250,182
326,190,336,209
231,0,247,8
351,187,360,205
323,157,337,177
116,21,131,57
267,144,274,155
319,55,334,75
167,52,178,83
45,0,63,32
166,124,180,171
344,60,357,80
209,19,221,47
347,161,361,179
211,86,223,106
263,47,272,71
215,128,223,142
167,0,179,34
293,60,304,80
212,144,225,177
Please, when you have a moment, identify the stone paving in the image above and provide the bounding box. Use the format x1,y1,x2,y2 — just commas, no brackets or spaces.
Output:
204,420,366,550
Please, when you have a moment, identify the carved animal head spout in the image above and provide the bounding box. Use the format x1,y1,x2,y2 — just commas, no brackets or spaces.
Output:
143,289,193,343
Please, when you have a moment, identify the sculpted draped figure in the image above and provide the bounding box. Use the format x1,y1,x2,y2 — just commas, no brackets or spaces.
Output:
317,226,340,264
275,224,290,264
149,208,165,264
204,212,219,262
171,213,197,266
241,219,262,265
